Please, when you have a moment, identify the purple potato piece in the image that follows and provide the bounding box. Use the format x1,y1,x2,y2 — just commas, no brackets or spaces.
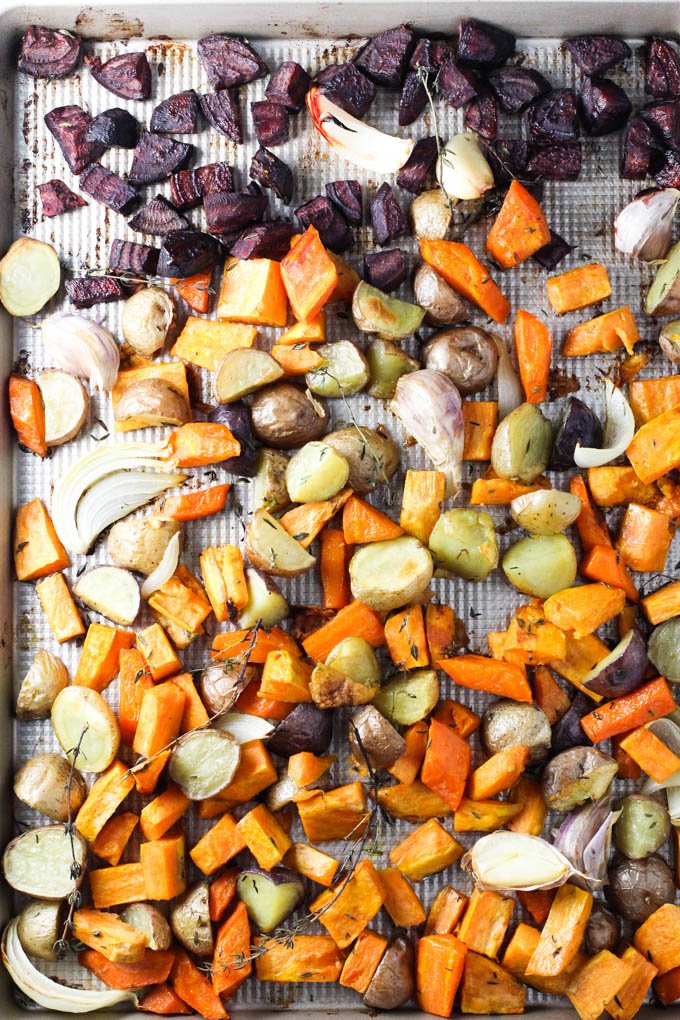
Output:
396,136,438,194
532,230,573,271
79,162,139,216
207,402,260,476
621,116,657,179
230,221,295,261
85,107,138,148
551,693,592,754
296,195,352,252
150,90,200,133
457,17,515,68
550,396,603,469
316,63,376,119
438,58,479,109
265,60,311,112
640,99,680,148
65,276,126,308
128,195,189,235
109,239,160,276
464,88,498,140
129,131,193,184
250,147,294,203
656,148,680,187
325,179,362,226
398,71,427,126
563,35,631,76
487,66,551,114
363,248,407,293
44,105,105,174
487,138,532,186
197,34,268,90
526,141,582,181
370,183,407,247
526,89,580,143
88,51,151,100
204,191,268,236
580,77,632,136
38,179,87,217
353,24,415,88
643,37,680,98
18,26,81,79
200,90,243,142
583,629,649,699
236,867,305,931
157,229,222,278
410,37,452,72
268,702,333,757
170,161,234,211
251,101,289,147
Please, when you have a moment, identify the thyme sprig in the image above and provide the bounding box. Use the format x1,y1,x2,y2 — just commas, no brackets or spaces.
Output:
53,725,88,958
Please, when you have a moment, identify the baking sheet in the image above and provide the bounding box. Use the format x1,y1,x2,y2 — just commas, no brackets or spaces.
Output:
10,27,675,1010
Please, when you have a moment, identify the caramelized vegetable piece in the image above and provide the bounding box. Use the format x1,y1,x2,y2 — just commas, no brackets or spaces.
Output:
420,238,510,323
487,180,550,268
281,226,338,321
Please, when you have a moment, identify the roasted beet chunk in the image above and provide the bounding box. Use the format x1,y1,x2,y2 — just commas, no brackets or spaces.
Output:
66,276,126,308
85,108,138,148
150,90,200,133
410,38,451,72
198,34,268,89
325,179,362,225
396,136,438,194
157,229,222,278
316,63,376,119
18,26,81,79
563,35,631,76
487,138,531,185
230,221,294,260
656,149,680,187
526,141,582,181
621,116,657,179
641,99,680,148
44,105,105,174
296,195,352,252
526,89,580,143
464,88,498,140
170,162,234,210
265,61,311,112
250,147,294,203
109,239,160,276
80,162,139,216
38,179,87,217
88,51,151,100
487,66,551,114
370,183,407,247
353,25,415,88
364,248,407,293
128,195,189,235
204,191,268,235
399,71,427,126
129,131,193,184
580,77,631,136
457,18,515,68
251,101,289,147
200,90,242,142
532,230,573,271
438,58,479,109
644,37,680,98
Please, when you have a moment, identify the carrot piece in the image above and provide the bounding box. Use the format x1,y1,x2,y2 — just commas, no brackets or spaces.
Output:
629,374,680,424
319,528,351,609
581,676,676,742
580,545,639,602
217,256,288,326
642,579,680,625
212,901,251,998
200,740,278,812
283,843,339,887
280,488,352,549
14,498,70,581
208,868,238,923
342,494,403,544
297,781,370,843
36,572,85,642
503,922,586,996
72,908,146,963
302,601,384,662
260,649,312,703
470,470,550,506
547,262,611,314
80,949,175,990
421,718,471,811
212,625,302,663
139,983,192,1014
426,886,469,935
389,819,463,881
567,951,633,1020
134,751,171,796
159,484,230,522
517,889,555,926
587,466,658,507
271,342,324,374
400,469,446,542
433,699,481,738
233,680,292,721
467,745,530,801
619,725,680,781
133,681,185,760
526,883,593,977
9,375,46,456
163,422,239,469
90,862,147,909
311,859,384,947
288,751,335,788
254,934,343,982
171,949,227,1019
515,309,552,403
458,887,515,960
635,904,680,976
378,780,452,822
237,803,292,870
462,401,498,461
388,721,429,785
379,866,427,927
454,797,523,832
487,179,550,268
533,666,570,725
169,672,210,732
91,812,138,866
420,238,510,323
543,583,626,639
173,268,212,313
438,654,532,703
617,502,674,572
570,473,613,550
340,929,388,993
628,406,680,484
384,604,430,669
280,226,338,321
606,946,658,1020
507,776,548,836
563,306,639,356
140,785,191,842
655,966,680,1005
119,648,154,747
141,834,186,901
612,731,643,780
425,604,459,663
73,624,135,692
136,624,181,682
461,951,526,1014
417,934,468,1017
76,760,136,843
190,812,246,876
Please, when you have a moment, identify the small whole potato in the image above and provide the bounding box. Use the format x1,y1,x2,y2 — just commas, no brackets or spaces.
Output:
324,425,400,494
607,855,675,923
408,188,452,240
17,899,64,961
422,326,498,395
14,753,86,823
250,383,329,450
413,263,470,326
171,881,213,957
364,937,415,1010
114,378,189,427
482,700,551,764
613,794,671,860
122,287,174,356
542,746,618,812
16,649,69,720
198,663,258,716
107,515,181,576
584,903,620,955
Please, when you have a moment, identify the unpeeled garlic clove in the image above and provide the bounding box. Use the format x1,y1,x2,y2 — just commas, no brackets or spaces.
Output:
462,830,577,891
614,187,680,262
40,312,120,391
437,132,494,202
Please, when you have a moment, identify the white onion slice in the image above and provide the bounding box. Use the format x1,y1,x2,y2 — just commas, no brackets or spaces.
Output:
214,711,275,744
306,87,414,174
574,377,635,468
141,531,182,600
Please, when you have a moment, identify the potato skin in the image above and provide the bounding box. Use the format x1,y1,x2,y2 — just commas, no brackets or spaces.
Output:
268,702,333,757
348,705,405,770
323,425,400,494
13,753,86,823
198,663,258,716
364,937,415,1010
16,650,69,720
422,326,498,396
17,899,64,961
114,378,189,426
122,287,174,356
107,515,181,576
253,449,290,512
584,903,620,955
482,700,551,765
542,746,618,812
121,903,171,951
607,855,675,923
250,383,329,449
414,263,469,326
170,881,213,957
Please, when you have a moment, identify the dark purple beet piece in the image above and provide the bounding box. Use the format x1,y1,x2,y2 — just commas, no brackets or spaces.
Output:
316,63,376,119
457,18,515,68
44,106,105,174
487,138,532,186
250,147,294,203
643,37,680,98
487,66,551,114
88,51,151,100
265,60,311,112
656,149,680,187
128,195,189,235
410,38,451,72
18,26,81,79
251,101,289,147
640,99,680,148
464,88,498,140
38,179,87,217
150,90,199,133
200,90,242,142
621,116,657,179
170,162,234,210
532,230,573,271
396,136,438,193
109,239,160,276
363,248,407,293
580,77,632,136
85,108,138,148
438,58,478,109
230,221,294,260
198,34,268,90
296,195,352,252
129,131,193,184
525,89,580,143
79,162,139,216
399,71,427,126
563,35,631,76
325,179,362,225
157,229,222,278
370,184,407,247
526,141,582,181
66,276,126,308
353,25,415,88
204,191,268,235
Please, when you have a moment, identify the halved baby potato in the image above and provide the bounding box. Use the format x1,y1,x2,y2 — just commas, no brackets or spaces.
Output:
373,669,439,726
510,489,582,536
238,567,289,629
168,729,241,800
306,341,370,397
37,370,89,447
74,566,141,627
51,686,120,774
215,348,283,403
349,536,433,611
3,825,87,899
246,509,317,577
285,442,349,503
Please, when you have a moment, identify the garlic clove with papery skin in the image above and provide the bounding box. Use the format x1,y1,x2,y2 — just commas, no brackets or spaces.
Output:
40,312,120,392
614,187,680,262
437,132,495,202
